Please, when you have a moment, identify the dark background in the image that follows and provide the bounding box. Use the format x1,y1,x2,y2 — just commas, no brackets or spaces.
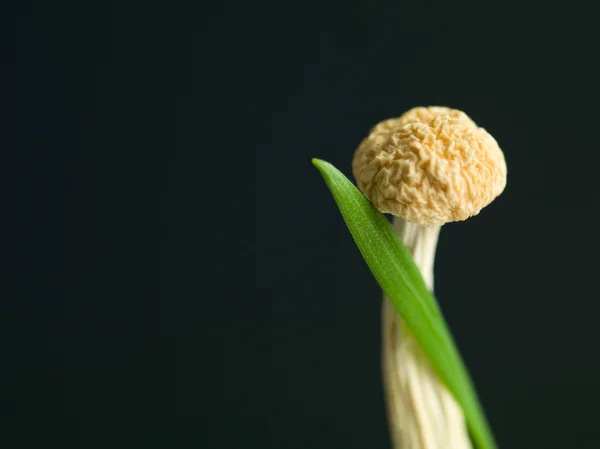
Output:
10,1,600,448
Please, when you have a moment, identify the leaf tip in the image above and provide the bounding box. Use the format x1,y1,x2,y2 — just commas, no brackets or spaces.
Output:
311,158,324,168
312,158,332,178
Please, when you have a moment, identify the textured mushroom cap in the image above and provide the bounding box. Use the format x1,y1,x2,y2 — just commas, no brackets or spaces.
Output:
369,106,476,137
352,113,507,226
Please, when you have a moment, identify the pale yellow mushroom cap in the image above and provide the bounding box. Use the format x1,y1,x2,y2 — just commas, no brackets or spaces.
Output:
368,106,477,137
352,111,507,226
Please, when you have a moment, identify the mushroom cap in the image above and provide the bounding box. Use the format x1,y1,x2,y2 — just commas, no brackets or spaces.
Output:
369,106,477,137
352,112,507,226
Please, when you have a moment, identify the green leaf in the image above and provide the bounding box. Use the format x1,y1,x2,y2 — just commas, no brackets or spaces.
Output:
312,158,497,449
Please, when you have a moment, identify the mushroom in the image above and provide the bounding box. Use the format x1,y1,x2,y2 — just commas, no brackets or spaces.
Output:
352,106,507,449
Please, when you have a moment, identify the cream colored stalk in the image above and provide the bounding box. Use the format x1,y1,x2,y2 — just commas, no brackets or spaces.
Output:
382,221,469,449
352,107,507,449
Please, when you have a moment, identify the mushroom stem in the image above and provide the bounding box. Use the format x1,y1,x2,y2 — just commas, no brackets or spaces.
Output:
382,219,472,449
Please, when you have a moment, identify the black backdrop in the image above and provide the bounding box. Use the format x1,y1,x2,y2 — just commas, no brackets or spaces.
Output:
11,1,600,448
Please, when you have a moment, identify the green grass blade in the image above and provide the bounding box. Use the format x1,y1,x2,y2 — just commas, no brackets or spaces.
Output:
312,158,497,449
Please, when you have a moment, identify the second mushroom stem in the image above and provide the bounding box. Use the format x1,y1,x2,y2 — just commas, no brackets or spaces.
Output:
382,219,472,449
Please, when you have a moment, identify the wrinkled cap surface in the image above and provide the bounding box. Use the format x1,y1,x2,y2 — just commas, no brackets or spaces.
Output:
369,106,476,137
352,109,507,226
